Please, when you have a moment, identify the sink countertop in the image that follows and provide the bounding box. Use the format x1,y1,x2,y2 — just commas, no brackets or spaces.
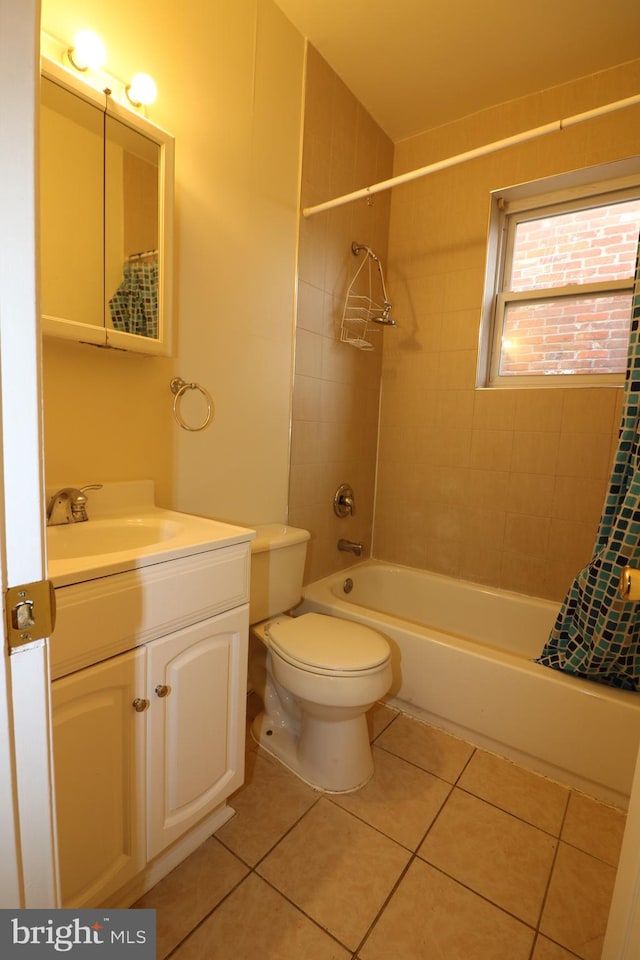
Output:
46,482,256,587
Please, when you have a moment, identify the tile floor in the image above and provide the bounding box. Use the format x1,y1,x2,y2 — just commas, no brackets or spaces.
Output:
135,697,627,960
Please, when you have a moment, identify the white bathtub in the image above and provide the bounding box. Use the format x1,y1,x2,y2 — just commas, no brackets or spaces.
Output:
296,560,640,807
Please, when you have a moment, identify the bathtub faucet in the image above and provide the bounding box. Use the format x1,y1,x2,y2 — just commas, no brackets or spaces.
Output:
337,538,363,557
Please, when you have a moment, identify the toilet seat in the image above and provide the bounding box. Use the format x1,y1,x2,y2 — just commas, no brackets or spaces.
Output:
265,613,390,678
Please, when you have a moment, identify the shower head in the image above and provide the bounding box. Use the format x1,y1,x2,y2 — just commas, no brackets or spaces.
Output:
370,302,396,326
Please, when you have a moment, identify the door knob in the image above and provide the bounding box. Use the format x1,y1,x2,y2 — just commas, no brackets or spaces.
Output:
132,698,150,712
155,684,171,698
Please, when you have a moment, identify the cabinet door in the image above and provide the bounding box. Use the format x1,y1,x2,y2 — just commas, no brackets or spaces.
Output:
146,605,248,860
52,648,146,908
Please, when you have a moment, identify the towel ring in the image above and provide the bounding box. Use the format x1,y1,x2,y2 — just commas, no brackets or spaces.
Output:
170,377,214,432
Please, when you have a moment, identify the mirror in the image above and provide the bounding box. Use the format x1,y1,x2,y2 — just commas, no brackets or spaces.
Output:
39,57,174,355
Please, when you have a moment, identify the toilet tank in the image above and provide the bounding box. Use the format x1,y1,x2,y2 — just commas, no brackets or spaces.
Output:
250,524,310,623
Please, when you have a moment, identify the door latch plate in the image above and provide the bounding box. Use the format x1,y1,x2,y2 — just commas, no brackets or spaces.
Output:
5,579,56,650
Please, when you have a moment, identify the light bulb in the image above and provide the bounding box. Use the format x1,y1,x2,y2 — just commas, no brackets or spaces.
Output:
67,30,107,72
126,73,157,107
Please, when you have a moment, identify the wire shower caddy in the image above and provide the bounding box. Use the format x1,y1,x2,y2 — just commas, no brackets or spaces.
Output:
340,242,395,350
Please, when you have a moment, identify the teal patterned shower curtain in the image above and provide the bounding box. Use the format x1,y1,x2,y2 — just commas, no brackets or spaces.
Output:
538,234,640,690
109,258,159,339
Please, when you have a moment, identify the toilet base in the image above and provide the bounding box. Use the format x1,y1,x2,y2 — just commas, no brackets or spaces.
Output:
251,709,374,794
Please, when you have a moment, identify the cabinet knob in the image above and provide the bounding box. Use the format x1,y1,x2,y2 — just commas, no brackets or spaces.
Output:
132,697,150,712
155,684,171,698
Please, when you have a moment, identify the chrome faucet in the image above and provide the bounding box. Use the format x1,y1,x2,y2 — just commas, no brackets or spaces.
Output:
47,484,103,525
337,538,364,557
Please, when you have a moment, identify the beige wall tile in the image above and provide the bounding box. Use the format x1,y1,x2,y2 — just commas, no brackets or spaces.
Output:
423,537,461,577
293,54,640,602
514,390,565,432
466,469,510,509
506,473,556,518
556,431,615,480
473,389,518,431
436,350,478,390
500,552,550,599
431,428,473,467
562,387,620,434
297,280,326,335
443,309,480,351
511,432,561,475
504,515,551,558
552,477,607,523
292,374,322,422
459,541,504,586
290,47,392,583
470,430,513,472
426,465,472,503
373,62,639,600
435,389,475,430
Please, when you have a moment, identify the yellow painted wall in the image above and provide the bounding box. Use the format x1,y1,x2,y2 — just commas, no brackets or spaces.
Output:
41,0,304,522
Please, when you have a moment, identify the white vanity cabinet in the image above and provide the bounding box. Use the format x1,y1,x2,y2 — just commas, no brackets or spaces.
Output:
50,535,251,908
52,648,146,909
145,607,248,860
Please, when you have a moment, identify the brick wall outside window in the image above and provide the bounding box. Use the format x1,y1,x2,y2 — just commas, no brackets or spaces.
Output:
500,200,640,376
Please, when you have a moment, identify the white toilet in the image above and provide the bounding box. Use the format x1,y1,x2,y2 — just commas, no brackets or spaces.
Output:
248,524,392,793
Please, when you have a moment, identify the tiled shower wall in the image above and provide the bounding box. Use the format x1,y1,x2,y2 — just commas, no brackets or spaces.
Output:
376,59,640,601
288,46,393,583
291,50,640,602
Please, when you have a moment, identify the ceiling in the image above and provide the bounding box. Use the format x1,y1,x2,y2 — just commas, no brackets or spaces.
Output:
273,0,640,142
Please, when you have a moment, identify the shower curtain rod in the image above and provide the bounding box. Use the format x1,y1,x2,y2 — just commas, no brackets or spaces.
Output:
302,91,640,218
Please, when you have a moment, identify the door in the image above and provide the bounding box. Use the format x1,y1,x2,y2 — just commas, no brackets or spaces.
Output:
146,606,249,860
0,0,58,908
52,649,146,908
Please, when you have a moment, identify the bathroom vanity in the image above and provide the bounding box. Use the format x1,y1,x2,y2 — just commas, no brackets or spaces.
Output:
47,482,254,908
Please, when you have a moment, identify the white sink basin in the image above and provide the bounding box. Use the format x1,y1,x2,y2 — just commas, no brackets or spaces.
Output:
47,516,184,560
44,484,255,587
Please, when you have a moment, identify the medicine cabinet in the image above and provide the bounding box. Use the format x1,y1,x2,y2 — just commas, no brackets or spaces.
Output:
40,56,174,356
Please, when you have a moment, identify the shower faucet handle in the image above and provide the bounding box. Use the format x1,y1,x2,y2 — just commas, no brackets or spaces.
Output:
334,483,355,517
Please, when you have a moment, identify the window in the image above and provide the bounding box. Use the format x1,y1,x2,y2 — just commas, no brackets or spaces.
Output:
478,161,640,388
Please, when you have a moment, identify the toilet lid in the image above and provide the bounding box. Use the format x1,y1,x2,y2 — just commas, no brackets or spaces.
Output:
265,613,390,672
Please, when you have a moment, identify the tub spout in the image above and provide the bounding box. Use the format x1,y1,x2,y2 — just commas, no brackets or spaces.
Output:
337,538,363,557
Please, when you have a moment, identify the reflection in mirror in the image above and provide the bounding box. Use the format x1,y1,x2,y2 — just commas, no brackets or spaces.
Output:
105,116,160,339
40,76,104,329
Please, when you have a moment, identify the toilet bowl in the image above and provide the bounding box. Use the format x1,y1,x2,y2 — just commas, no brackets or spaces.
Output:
250,613,392,792
248,526,392,793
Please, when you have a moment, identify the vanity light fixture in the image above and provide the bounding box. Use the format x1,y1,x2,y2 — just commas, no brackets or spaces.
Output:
125,73,158,108
44,29,159,114
66,29,107,72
